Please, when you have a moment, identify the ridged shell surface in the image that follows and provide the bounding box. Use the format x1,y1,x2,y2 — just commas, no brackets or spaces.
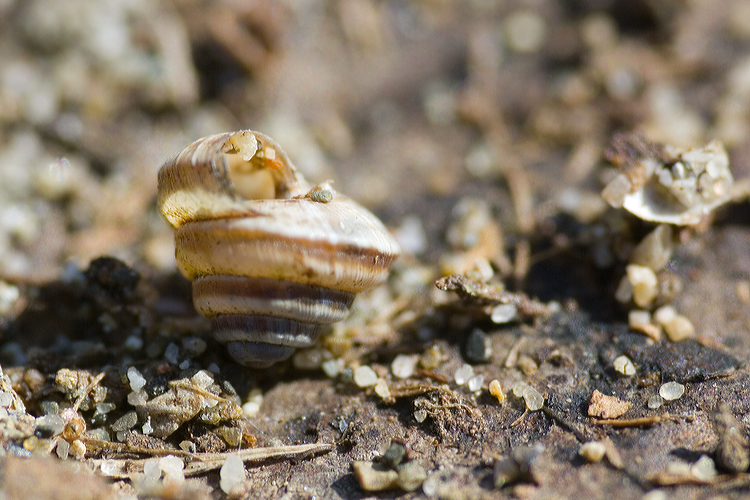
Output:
157,130,400,367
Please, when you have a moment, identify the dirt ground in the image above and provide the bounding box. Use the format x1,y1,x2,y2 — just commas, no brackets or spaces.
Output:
1,1,750,499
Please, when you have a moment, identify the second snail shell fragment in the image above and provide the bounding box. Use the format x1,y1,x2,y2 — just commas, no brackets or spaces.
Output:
157,130,401,367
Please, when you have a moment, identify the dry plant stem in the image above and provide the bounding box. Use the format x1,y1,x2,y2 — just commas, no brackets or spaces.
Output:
83,438,201,459
649,471,748,487
510,409,529,428
504,336,526,368
170,380,229,402
388,382,444,399
91,442,335,479
591,413,675,427
72,371,107,413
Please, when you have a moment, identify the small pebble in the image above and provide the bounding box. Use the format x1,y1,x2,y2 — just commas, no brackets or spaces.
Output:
491,304,518,324
36,414,65,436
628,309,651,328
653,305,677,325
630,225,673,271
95,403,116,414
422,474,439,497
662,315,695,342
292,348,329,370
111,411,138,432
512,382,530,398
489,379,505,403
465,329,491,363
56,438,70,459
614,275,633,303
613,355,636,376
181,337,207,357
659,382,685,401
143,458,161,483
517,355,537,375
164,343,180,364
218,427,242,447
397,461,427,491
419,345,445,370
123,335,143,352
642,490,668,500
159,455,185,483
414,409,427,423
100,459,118,476
219,453,246,494
648,395,664,409
39,401,59,416
391,355,416,379
191,370,214,389
70,439,86,460
352,461,398,491
454,364,474,386
522,386,544,411
626,264,658,307
353,366,379,387
691,455,717,481
381,441,407,469
88,428,110,441
321,358,344,378
374,379,391,400
142,418,153,435
579,441,606,463
127,389,148,406
467,374,485,392
242,401,260,418
126,367,146,391
712,403,750,473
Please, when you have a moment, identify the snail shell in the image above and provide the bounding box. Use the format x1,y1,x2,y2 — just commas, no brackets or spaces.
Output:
157,130,400,367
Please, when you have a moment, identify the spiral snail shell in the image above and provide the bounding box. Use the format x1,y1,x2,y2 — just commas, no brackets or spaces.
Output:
157,130,400,367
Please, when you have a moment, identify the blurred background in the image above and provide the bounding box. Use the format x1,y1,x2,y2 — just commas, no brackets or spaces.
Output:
0,0,748,282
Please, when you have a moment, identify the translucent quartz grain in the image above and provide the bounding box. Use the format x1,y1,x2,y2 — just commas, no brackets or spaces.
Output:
322,359,344,378
454,364,474,386
159,455,185,483
626,264,658,307
127,367,146,391
467,375,485,392
691,455,717,481
491,304,518,324
613,355,636,376
579,441,606,463
353,366,378,387
391,355,416,379
523,386,544,411
220,453,246,493
648,395,664,409
659,382,685,401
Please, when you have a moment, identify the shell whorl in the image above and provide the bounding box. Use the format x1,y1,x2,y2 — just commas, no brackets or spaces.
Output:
157,130,400,367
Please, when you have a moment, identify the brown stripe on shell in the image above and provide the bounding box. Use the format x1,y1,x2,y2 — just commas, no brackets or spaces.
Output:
175,224,397,293
192,275,355,323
